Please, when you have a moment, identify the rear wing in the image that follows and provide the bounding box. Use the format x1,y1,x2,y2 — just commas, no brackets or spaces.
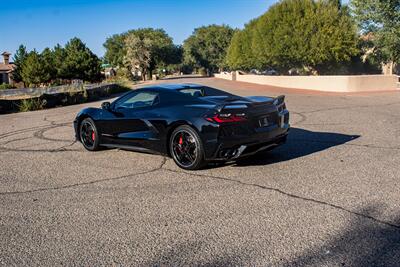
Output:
215,95,285,112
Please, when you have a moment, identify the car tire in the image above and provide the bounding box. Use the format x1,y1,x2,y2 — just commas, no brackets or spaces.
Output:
79,117,101,151
170,125,206,170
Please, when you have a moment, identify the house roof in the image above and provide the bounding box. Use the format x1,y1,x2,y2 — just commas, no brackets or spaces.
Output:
0,63,15,72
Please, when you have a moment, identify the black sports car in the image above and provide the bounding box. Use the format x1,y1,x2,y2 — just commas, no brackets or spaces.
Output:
74,83,289,170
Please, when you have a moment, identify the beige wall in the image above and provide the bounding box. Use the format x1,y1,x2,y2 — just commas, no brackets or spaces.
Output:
214,72,233,80
215,72,398,92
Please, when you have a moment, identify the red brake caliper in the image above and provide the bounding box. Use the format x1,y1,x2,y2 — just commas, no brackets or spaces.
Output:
178,135,183,145
91,131,95,141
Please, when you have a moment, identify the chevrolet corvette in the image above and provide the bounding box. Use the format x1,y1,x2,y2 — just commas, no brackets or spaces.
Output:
74,83,289,170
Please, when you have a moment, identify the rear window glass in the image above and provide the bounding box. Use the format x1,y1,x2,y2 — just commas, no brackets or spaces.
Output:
178,87,234,98
179,88,205,97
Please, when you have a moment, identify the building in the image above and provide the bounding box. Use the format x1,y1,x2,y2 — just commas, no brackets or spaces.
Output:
0,52,15,84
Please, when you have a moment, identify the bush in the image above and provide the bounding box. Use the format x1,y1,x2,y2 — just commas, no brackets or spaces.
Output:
198,67,208,76
18,98,44,112
107,83,132,95
0,84,16,89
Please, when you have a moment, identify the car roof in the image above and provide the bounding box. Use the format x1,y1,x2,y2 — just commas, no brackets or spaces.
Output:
139,83,204,91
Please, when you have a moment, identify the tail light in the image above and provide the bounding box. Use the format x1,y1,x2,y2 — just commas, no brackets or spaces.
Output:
205,113,247,123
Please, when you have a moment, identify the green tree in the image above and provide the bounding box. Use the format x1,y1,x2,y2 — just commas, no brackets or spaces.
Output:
122,28,178,80
227,0,359,74
61,37,101,82
183,24,235,73
21,50,50,87
52,44,67,80
103,33,125,67
124,34,152,81
157,45,183,75
226,20,258,70
40,47,56,82
12,45,28,84
104,28,181,79
351,0,400,73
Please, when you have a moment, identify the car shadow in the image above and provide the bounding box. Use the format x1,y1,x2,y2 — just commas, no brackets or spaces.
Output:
231,127,360,167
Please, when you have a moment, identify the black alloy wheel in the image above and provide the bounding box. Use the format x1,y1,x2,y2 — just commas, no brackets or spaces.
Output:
170,125,206,170
80,118,100,151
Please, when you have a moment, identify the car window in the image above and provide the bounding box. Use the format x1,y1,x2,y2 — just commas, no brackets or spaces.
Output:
179,88,204,97
116,91,159,109
178,87,235,98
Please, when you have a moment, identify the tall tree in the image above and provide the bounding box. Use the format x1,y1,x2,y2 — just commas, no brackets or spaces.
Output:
52,44,67,80
227,0,359,74
122,28,178,80
12,45,28,84
40,47,56,82
21,50,50,87
351,0,400,73
226,20,258,70
61,37,101,82
103,33,125,67
124,34,152,81
183,24,235,73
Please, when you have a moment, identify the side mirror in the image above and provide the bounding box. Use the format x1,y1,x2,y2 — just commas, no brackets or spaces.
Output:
101,102,111,110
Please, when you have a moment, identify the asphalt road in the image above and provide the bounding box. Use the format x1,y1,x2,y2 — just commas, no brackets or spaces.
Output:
1,77,400,266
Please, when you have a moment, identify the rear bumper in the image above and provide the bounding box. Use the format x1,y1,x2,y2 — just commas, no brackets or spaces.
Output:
206,123,290,161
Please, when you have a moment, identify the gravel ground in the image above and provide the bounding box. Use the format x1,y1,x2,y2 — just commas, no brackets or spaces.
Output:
1,77,400,266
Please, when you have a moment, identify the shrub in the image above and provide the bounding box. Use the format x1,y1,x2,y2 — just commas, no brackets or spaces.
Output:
0,84,16,89
18,98,44,112
108,83,132,95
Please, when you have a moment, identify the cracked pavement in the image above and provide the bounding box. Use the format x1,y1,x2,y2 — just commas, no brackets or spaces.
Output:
1,77,400,266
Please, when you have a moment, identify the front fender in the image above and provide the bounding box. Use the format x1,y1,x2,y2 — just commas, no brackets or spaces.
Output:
73,107,102,140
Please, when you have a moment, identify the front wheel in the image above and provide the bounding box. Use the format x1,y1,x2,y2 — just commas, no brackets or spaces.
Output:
79,117,100,151
170,125,206,170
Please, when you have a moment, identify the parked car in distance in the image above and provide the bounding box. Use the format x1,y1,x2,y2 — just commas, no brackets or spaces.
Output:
261,69,278,75
74,84,290,170
249,69,261,75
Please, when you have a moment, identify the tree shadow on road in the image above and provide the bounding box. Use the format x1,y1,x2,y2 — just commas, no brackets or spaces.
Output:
234,127,360,167
143,205,400,266
282,205,400,267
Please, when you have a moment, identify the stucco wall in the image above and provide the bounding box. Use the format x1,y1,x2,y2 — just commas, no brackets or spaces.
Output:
214,72,233,80
215,72,398,92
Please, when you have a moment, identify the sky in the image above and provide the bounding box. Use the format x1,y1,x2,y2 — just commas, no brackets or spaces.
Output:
1,0,275,57
2,0,349,58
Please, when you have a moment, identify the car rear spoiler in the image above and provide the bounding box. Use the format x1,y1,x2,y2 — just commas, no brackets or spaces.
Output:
214,95,285,112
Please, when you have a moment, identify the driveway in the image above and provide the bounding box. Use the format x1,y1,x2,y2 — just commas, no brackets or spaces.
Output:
1,77,400,266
